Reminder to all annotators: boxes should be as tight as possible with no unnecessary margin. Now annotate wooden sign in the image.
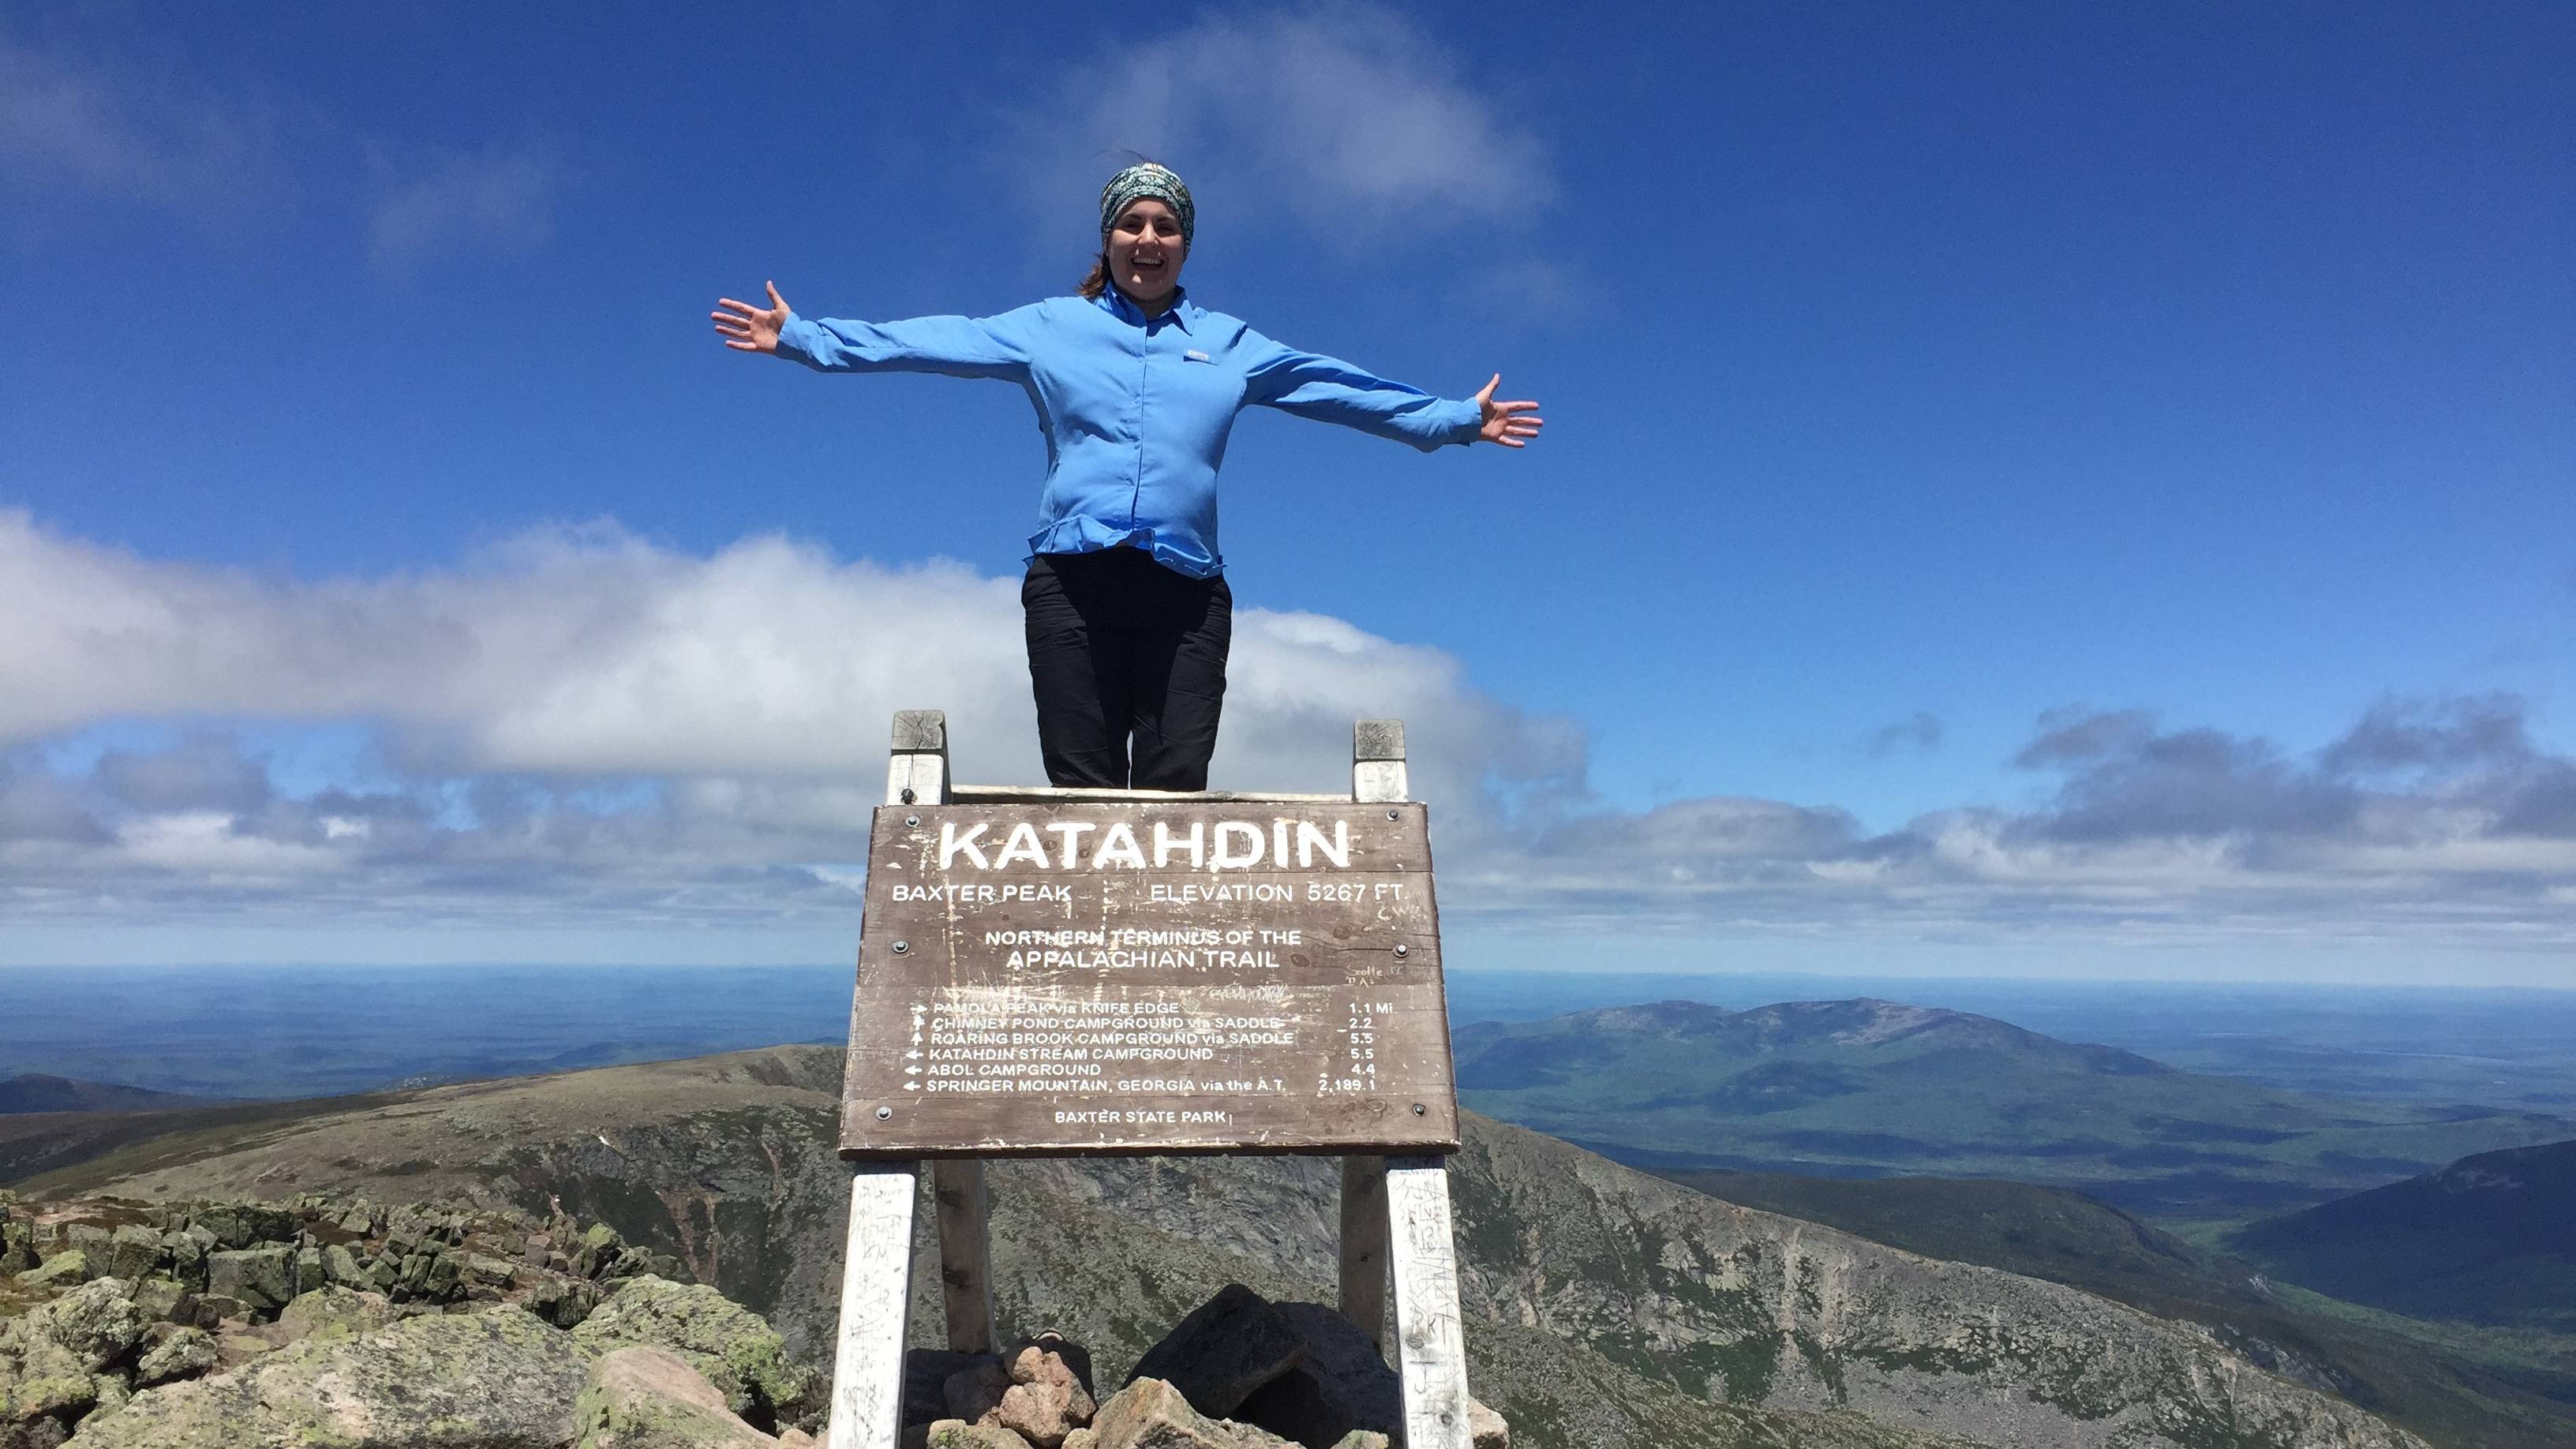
[840,799,1459,1157]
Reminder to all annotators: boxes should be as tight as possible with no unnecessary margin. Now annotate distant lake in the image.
[4,964,2572,1112]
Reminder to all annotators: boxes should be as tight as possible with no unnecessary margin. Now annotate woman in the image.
[713,161,1542,791]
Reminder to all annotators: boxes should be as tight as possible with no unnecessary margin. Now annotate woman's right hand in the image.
[711,282,792,353]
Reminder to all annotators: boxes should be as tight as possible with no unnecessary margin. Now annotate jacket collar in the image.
[1099,284,1196,332]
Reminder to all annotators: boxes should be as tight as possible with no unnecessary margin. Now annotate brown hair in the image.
[1077,248,1110,300]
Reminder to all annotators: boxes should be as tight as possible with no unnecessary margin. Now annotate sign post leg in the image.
[931,1159,997,1352]
[1384,1155,1474,1449]
[829,1162,919,1449]
[1337,1155,1391,1346]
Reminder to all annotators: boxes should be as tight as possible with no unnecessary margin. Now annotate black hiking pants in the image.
[1022,549,1231,791]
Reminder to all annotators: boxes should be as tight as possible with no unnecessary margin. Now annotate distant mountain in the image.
[2229,1138,2576,1332]
[1451,999,2574,1220]
[6,1046,2436,1449]
[0,1072,204,1114]
[1653,1169,2576,1449]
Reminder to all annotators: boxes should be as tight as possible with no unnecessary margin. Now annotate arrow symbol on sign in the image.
[904,1050,922,1060]
[903,1081,920,1091]
[904,1065,921,1076]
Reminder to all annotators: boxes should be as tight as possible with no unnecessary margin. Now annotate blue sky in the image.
[2,2,2570,983]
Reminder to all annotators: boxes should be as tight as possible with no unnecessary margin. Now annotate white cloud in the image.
[366,140,561,275]
[1,511,2570,967]
[1007,5,1555,245]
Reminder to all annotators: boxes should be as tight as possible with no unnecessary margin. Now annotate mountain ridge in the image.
[1451,998,2573,1219]
[6,1043,2435,1449]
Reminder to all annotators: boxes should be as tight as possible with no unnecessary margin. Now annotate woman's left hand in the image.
[1473,375,1544,448]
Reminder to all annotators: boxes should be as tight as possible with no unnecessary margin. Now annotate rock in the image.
[4,1418,71,1449]
[1124,1286,1304,1420]
[572,1345,781,1448]
[21,1279,144,1374]
[924,1422,1024,1449]
[577,1222,627,1277]
[463,1252,519,1290]
[15,1252,87,1290]
[185,1204,286,1252]
[572,1276,822,1432]
[526,1273,605,1329]
[320,1243,368,1287]
[1,1344,96,1422]
[1224,1304,1507,1449]
[202,1247,293,1312]
[942,1360,1012,1423]
[61,1228,108,1273]
[275,1284,395,1342]
[1088,1378,1297,1449]
[294,1245,324,1294]
[994,1341,1097,1448]
[159,1235,204,1292]
[125,1278,189,1327]
[68,1305,590,1449]
[99,1228,159,1284]
[775,1432,815,1449]
[1326,1437,1387,1449]
[133,1327,217,1387]
[86,1374,129,1421]
[902,1350,990,1427]
[1061,1432,1095,1449]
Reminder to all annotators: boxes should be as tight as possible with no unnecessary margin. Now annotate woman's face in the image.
[1106,199,1187,307]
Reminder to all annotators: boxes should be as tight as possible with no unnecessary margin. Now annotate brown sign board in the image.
[839,800,1459,1159]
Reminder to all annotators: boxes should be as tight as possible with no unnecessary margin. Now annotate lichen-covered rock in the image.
[2,1344,97,1424]
[133,1326,216,1387]
[573,1277,820,1431]
[21,1279,143,1374]
[275,1284,395,1342]
[96,1230,158,1286]
[66,1305,589,1448]
[201,1248,292,1312]
[572,1345,779,1448]
[1124,1286,1304,1420]
[14,1252,86,1290]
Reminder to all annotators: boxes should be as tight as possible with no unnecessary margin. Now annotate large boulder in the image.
[1124,1286,1305,1420]
[202,1248,294,1312]
[275,1284,395,1342]
[15,1252,87,1290]
[132,1327,217,1387]
[572,1346,779,1449]
[66,1305,589,1448]
[18,1280,143,1375]
[573,1278,819,1432]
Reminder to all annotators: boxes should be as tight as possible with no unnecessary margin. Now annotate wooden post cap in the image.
[1354,719,1406,763]
[891,710,948,753]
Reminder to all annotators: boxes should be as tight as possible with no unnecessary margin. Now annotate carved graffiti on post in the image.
[841,801,1459,1157]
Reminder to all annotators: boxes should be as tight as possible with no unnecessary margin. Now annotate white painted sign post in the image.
[823,711,1475,1449]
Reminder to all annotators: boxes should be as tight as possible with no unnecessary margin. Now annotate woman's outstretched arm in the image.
[711,282,1042,382]
[1243,332,1543,451]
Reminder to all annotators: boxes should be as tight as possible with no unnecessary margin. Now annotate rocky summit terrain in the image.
[6,1046,2436,1449]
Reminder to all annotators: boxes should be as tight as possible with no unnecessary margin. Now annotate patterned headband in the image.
[1099,163,1194,247]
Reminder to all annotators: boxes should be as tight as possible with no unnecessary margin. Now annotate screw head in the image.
[1394,943,1410,957]
[1387,809,1399,820]
[891,939,911,955]
[875,1105,892,1121]
[900,787,917,805]
[904,814,920,827]
[1412,1102,1427,1115]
